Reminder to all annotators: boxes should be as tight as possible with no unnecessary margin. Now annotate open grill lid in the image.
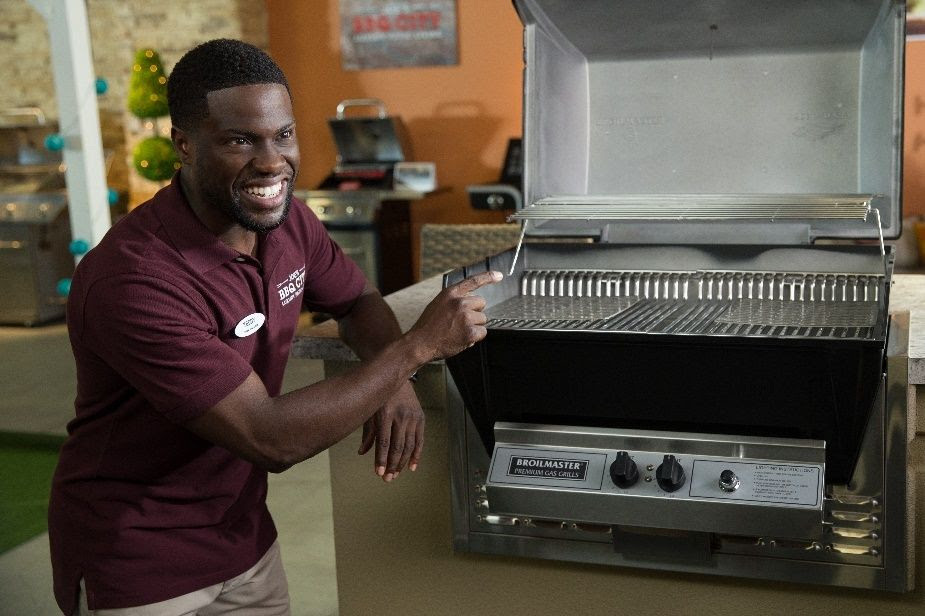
[512,0,905,243]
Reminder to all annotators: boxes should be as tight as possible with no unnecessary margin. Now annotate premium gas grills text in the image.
[508,456,588,480]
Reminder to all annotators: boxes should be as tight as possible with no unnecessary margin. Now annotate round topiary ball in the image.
[132,136,180,182]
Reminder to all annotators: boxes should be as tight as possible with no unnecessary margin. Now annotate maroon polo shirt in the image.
[49,175,366,613]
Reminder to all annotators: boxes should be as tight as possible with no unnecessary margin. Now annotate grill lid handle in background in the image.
[335,98,388,120]
[0,107,46,127]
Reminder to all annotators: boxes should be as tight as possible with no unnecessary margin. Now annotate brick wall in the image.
[0,0,268,209]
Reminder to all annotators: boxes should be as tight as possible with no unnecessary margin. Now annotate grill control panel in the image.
[485,437,827,538]
[489,446,822,507]
[484,425,827,538]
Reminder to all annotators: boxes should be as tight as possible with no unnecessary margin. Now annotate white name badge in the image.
[234,312,266,338]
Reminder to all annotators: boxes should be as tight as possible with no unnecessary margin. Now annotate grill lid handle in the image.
[336,98,388,120]
[0,107,46,126]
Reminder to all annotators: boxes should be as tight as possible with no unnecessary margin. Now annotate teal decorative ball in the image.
[69,239,89,256]
[56,278,72,296]
[44,133,64,151]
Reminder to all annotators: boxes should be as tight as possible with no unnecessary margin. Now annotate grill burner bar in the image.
[486,270,883,339]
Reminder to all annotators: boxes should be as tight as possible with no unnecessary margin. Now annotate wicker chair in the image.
[419,223,521,279]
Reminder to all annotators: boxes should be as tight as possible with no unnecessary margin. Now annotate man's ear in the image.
[171,126,192,164]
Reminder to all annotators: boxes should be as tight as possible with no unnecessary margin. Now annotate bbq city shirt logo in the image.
[277,265,306,307]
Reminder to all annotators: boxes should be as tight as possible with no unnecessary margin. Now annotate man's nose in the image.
[252,141,287,173]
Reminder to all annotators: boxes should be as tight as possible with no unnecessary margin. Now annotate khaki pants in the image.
[75,541,290,616]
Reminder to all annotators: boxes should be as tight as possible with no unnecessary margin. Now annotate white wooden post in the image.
[27,0,111,260]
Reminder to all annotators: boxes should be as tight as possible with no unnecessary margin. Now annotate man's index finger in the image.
[455,270,503,294]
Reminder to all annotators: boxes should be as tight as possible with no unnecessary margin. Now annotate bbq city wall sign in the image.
[340,0,458,69]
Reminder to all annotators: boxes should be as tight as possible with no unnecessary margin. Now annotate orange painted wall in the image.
[266,0,523,277]
[905,40,925,217]
[268,3,925,261]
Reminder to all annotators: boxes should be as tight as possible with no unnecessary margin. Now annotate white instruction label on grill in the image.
[689,460,822,507]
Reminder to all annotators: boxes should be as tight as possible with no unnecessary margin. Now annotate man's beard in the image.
[191,153,298,233]
[225,180,295,233]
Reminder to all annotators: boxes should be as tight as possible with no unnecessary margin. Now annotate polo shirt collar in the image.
[154,174,283,274]
[257,227,284,277]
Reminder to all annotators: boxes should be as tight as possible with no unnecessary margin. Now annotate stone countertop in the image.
[292,273,925,383]
[295,188,430,201]
[291,276,442,362]
[886,274,925,382]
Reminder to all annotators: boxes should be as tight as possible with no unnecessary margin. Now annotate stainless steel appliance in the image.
[0,108,72,326]
[443,0,913,592]
[295,190,380,288]
[467,138,523,211]
[303,99,416,293]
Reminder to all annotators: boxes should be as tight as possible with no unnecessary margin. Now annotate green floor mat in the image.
[0,431,65,554]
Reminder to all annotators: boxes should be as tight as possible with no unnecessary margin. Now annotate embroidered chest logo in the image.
[276,265,306,306]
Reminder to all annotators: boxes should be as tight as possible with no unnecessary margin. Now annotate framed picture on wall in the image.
[340,0,458,70]
[909,0,925,37]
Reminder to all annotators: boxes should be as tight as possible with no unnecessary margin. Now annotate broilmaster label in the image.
[508,456,589,480]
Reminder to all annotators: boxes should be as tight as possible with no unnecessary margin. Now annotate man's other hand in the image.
[358,381,424,481]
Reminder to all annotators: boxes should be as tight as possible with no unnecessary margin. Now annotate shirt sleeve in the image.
[297,205,368,317]
[74,273,254,424]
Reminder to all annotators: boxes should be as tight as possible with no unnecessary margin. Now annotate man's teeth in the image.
[243,182,283,198]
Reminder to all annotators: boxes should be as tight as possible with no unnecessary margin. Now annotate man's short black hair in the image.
[167,38,290,131]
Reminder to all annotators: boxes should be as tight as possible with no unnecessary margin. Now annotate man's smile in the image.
[238,178,290,212]
[242,181,284,199]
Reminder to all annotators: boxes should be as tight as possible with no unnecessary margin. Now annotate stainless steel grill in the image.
[0,107,72,325]
[445,0,913,593]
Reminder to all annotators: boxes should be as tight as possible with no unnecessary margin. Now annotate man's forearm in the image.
[337,286,407,361]
[209,289,421,473]
[186,272,500,473]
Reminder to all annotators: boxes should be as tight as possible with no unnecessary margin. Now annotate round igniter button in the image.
[719,469,740,492]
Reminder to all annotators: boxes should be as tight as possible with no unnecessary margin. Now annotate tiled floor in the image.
[0,322,339,615]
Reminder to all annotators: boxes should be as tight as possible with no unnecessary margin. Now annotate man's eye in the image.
[231,137,249,146]
[279,130,293,140]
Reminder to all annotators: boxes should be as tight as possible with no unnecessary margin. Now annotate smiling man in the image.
[48,39,500,615]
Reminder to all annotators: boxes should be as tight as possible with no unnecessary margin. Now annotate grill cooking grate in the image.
[486,270,884,339]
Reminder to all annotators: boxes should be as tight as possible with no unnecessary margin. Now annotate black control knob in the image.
[655,454,686,493]
[609,451,639,488]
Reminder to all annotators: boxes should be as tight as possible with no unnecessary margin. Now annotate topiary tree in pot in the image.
[127,48,179,183]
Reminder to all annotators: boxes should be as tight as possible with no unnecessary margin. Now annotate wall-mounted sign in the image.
[910,0,925,38]
[340,0,458,70]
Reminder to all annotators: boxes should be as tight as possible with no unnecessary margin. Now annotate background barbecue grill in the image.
[299,99,417,294]
[0,107,72,326]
